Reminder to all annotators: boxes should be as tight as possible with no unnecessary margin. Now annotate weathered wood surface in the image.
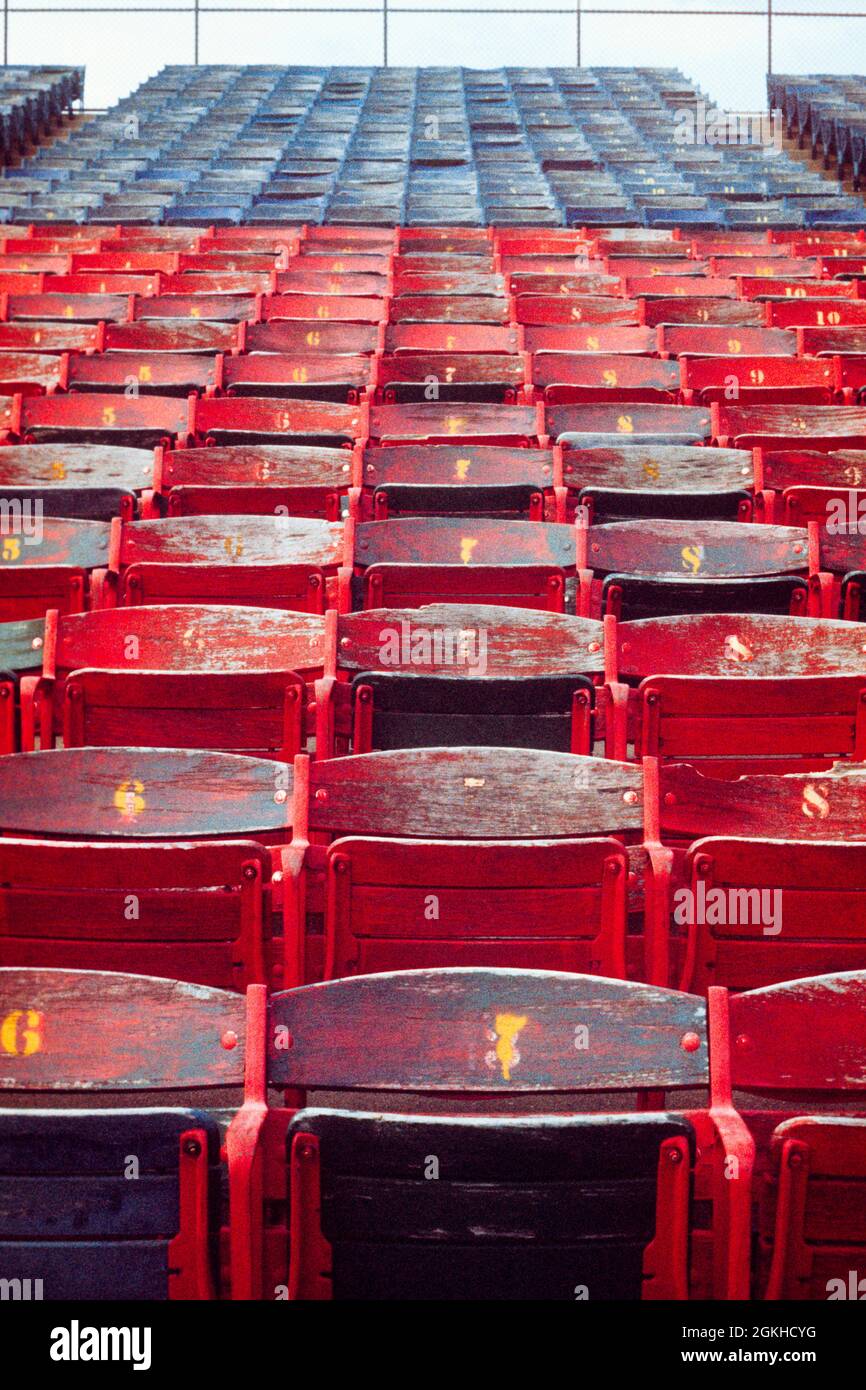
[308,747,643,838]
[370,403,539,442]
[0,517,109,568]
[0,444,154,491]
[55,605,325,675]
[730,972,866,1092]
[562,446,752,494]
[760,449,866,490]
[617,614,866,677]
[162,444,352,490]
[269,967,707,1091]
[0,967,246,1090]
[550,403,711,441]
[0,616,47,672]
[0,747,292,838]
[659,761,866,840]
[355,517,574,568]
[118,516,344,568]
[338,605,604,676]
[587,519,808,576]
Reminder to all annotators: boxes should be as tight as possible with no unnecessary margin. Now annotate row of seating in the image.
[0,66,82,169]
[3,64,860,228]
[1,961,863,1300]
[1,182,864,1300]
[0,742,864,992]
[770,73,866,192]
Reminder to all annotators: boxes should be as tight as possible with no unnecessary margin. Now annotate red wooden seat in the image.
[551,403,711,447]
[19,393,187,449]
[358,444,557,520]
[606,611,866,774]
[0,516,108,619]
[104,319,241,354]
[383,323,520,354]
[515,295,638,326]
[0,321,101,353]
[6,293,127,322]
[134,294,256,323]
[96,515,346,613]
[0,352,64,394]
[66,352,217,396]
[245,321,379,355]
[354,516,575,611]
[368,402,542,446]
[560,445,754,524]
[712,403,866,451]
[639,297,765,328]
[261,293,386,324]
[375,352,528,403]
[657,324,796,358]
[681,356,834,405]
[153,444,351,520]
[534,353,679,403]
[525,324,655,354]
[191,395,365,447]
[220,352,370,402]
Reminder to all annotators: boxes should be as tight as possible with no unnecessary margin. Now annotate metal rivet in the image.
[242,864,258,880]
[274,789,287,804]
[221,1030,238,1050]
[183,1137,202,1157]
[680,1031,701,1053]
[315,788,328,802]
[623,790,638,804]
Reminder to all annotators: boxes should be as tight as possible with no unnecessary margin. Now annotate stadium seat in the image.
[316,604,603,756]
[0,515,108,619]
[190,395,365,447]
[0,967,237,1297]
[0,839,274,986]
[606,611,866,774]
[95,515,346,612]
[561,445,754,524]
[354,516,575,611]
[575,517,811,620]
[227,966,753,1299]
[0,745,293,842]
[736,972,866,1299]
[680,357,835,405]
[153,444,352,521]
[358,444,558,520]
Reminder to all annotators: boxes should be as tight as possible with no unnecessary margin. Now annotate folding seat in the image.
[551,402,710,447]
[625,276,736,300]
[0,745,293,843]
[375,352,528,404]
[98,512,346,613]
[576,517,810,620]
[514,295,638,327]
[525,324,654,354]
[0,441,152,502]
[153,444,352,521]
[393,269,504,297]
[5,292,127,322]
[0,352,62,394]
[753,447,866,524]
[275,269,389,297]
[0,967,242,1297]
[316,603,603,757]
[509,272,621,298]
[657,324,796,358]
[104,319,242,354]
[190,395,365,448]
[796,325,866,356]
[157,271,274,296]
[244,319,379,356]
[18,393,188,449]
[369,402,542,446]
[712,403,866,451]
[712,257,818,280]
[766,298,866,329]
[736,276,855,302]
[639,297,765,328]
[813,524,866,620]
[607,610,866,775]
[0,516,108,619]
[728,973,866,1298]
[389,294,509,326]
[25,592,319,752]
[289,254,392,277]
[680,356,834,405]
[135,293,257,323]
[562,445,754,524]
[383,323,521,354]
[287,746,644,981]
[534,353,679,404]
[66,352,217,397]
[220,352,370,402]
[358,444,558,520]
[354,516,574,611]
[0,321,101,352]
[49,271,161,296]
[261,293,386,325]
[229,965,752,1300]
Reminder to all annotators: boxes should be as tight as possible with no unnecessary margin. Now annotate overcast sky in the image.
[4,0,861,114]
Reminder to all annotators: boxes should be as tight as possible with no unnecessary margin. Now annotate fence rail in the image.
[4,0,866,79]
